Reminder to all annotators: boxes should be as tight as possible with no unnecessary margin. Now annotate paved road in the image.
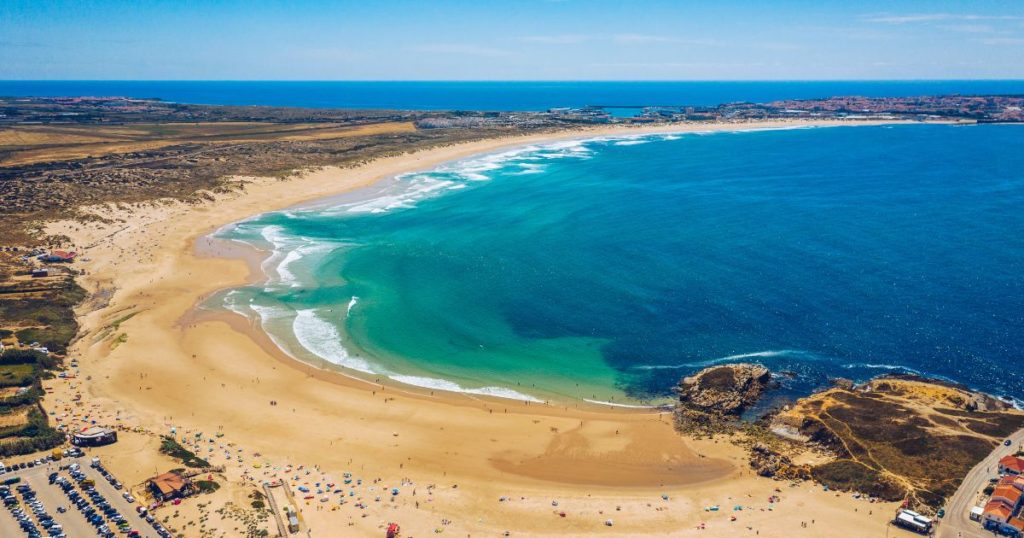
[938,428,1024,538]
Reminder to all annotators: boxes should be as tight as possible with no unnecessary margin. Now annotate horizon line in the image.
[4,78,1024,83]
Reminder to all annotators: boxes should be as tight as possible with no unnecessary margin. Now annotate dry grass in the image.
[0,121,417,166]
[0,387,24,398]
[774,378,1024,507]
[0,408,30,428]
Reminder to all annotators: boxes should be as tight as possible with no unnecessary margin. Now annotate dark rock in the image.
[749,443,811,480]
[676,363,772,416]
[831,377,855,390]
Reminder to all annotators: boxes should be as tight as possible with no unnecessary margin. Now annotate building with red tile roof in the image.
[1000,455,1024,475]
[984,500,1013,524]
[1008,475,1024,491]
[992,484,1023,508]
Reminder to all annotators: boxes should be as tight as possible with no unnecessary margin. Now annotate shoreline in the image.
[196,118,912,408]
[44,119,911,536]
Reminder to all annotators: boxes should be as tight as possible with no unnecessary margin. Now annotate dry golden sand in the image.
[44,120,918,537]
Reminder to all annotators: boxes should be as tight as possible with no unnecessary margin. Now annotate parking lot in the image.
[1,456,160,538]
[1,462,85,538]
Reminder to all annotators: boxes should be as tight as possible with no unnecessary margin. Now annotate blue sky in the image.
[1,0,1023,80]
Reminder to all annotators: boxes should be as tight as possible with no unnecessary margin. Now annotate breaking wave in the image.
[292,309,376,374]
[631,349,823,370]
[389,375,544,403]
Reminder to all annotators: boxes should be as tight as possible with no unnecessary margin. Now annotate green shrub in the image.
[196,480,220,494]
[160,436,211,468]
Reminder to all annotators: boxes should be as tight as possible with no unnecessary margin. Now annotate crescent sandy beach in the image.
[33,120,910,537]
[5,4,1024,538]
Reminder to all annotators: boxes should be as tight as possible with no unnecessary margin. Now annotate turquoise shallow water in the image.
[212,124,1024,404]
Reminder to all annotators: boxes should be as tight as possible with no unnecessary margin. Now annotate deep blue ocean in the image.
[3,80,1024,110]
[213,124,1024,405]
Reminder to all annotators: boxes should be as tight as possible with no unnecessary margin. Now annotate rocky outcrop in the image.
[673,363,775,434]
[749,443,811,480]
[676,363,773,416]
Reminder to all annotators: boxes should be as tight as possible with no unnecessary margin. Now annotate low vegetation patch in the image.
[0,349,65,456]
[195,480,220,494]
[160,435,211,468]
[811,459,906,500]
[774,377,1024,509]
[1,277,86,354]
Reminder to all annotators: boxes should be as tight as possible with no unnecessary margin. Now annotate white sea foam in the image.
[292,309,376,374]
[276,248,303,285]
[258,225,290,278]
[221,290,250,318]
[840,363,967,388]
[342,176,457,214]
[612,139,649,146]
[583,398,667,409]
[843,363,916,372]
[307,139,599,216]
[254,224,344,287]
[511,163,546,175]
[388,374,543,402]
[632,349,817,370]
[249,303,298,354]
[346,296,359,317]
[1002,396,1024,411]
[280,242,340,286]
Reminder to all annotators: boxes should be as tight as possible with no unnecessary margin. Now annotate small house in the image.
[984,500,1013,524]
[148,471,193,501]
[72,427,118,447]
[1000,455,1024,475]
[39,250,76,263]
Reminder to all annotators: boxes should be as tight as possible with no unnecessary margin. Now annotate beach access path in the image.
[938,428,1024,538]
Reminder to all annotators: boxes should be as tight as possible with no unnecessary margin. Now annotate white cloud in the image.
[519,34,590,44]
[937,24,996,34]
[863,13,1024,24]
[411,44,515,57]
[612,34,724,47]
[980,37,1024,45]
[757,41,801,51]
[613,34,681,44]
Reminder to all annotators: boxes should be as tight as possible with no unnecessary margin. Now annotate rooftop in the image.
[75,426,114,439]
[1001,455,1024,473]
[985,500,1013,521]
[149,471,190,496]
